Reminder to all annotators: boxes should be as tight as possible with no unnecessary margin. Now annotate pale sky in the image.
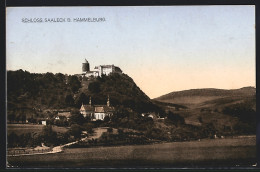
[6,6,255,99]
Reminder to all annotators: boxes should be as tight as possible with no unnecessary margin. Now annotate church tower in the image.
[107,95,110,107]
[89,96,92,106]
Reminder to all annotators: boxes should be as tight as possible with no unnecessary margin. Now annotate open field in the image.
[8,135,256,168]
[158,96,224,108]
[7,124,68,136]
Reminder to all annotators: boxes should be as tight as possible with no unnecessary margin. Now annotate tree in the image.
[69,112,85,126]
[69,124,82,139]
[42,125,58,146]
[65,94,74,106]
[55,73,65,82]
[43,72,56,84]
[104,116,110,123]
[68,76,81,93]
[75,93,88,107]
[201,123,216,138]
[83,123,94,134]
[8,132,19,147]
[88,81,101,93]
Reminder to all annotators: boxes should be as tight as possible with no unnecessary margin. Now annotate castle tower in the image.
[107,95,110,107]
[82,59,90,73]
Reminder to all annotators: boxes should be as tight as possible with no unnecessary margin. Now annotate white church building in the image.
[80,96,115,121]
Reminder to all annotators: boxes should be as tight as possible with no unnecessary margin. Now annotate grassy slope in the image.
[7,124,68,136]
[153,87,256,131]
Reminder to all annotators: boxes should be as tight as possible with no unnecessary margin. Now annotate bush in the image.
[42,125,58,146]
[165,111,185,126]
[69,124,82,139]
[69,112,85,126]
[107,127,113,133]
[7,132,19,147]
[83,123,94,134]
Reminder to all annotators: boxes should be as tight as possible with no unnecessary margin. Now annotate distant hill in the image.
[154,87,256,135]
[154,87,255,108]
[155,87,255,99]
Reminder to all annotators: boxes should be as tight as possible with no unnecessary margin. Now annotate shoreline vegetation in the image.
[7,123,256,154]
[7,135,256,168]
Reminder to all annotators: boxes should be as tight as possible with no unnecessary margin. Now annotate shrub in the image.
[69,124,82,139]
[107,127,113,133]
[83,123,94,134]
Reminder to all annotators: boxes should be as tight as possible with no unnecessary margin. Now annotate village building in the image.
[55,111,71,121]
[82,59,122,78]
[41,120,47,125]
[80,96,114,121]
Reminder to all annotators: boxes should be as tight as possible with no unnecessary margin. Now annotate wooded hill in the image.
[7,70,163,119]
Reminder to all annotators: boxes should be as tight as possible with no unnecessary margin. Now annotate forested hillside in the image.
[7,70,163,120]
[76,73,161,113]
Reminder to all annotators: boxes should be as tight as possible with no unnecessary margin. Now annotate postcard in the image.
[6,6,256,168]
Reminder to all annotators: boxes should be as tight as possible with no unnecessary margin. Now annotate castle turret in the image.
[82,59,90,73]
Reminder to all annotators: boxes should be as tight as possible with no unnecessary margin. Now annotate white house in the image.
[80,96,114,121]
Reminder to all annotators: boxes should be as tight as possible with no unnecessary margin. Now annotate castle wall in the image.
[82,60,122,78]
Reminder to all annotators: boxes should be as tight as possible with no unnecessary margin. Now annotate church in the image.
[80,96,115,121]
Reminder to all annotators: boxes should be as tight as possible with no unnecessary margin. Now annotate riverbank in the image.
[7,128,108,157]
[7,135,256,168]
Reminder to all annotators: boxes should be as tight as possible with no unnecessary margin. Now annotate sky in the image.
[6,6,255,99]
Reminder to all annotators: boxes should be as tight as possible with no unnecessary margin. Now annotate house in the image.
[141,112,157,119]
[148,114,154,119]
[80,96,114,121]
[55,111,71,121]
[41,121,47,125]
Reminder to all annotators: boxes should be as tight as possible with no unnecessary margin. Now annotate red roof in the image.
[95,106,105,113]
[58,112,71,118]
[81,104,114,113]
[81,105,95,111]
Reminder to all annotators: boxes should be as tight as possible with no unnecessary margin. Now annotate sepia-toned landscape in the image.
[6,6,256,168]
[7,67,256,168]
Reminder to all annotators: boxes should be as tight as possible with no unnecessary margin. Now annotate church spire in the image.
[107,95,110,107]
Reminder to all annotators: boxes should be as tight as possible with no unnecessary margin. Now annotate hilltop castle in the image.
[82,59,122,78]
